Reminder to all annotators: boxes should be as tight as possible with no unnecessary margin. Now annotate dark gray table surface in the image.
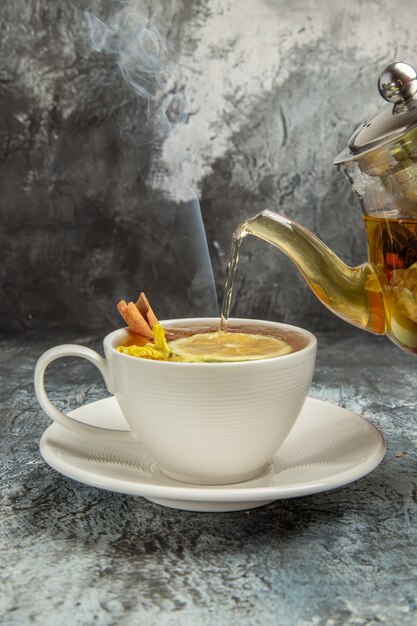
[1,328,416,626]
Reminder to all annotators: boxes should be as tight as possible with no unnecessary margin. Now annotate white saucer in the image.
[39,397,385,512]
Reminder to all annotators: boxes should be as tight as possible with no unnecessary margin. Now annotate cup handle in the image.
[34,344,137,442]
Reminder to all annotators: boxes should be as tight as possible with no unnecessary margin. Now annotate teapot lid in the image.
[334,62,417,165]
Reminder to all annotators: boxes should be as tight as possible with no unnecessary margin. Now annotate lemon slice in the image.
[168,331,292,362]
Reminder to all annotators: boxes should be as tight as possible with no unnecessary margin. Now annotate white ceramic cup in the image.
[34,318,317,485]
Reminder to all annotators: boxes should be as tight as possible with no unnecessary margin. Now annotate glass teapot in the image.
[234,62,417,355]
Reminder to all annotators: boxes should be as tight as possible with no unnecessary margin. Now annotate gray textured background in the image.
[4,0,417,337]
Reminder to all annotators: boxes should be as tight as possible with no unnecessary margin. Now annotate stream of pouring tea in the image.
[220,222,249,331]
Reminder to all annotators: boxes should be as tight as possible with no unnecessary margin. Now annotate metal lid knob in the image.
[378,62,417,105]
[334,61,417,165]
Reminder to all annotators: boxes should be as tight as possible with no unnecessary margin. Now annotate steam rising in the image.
[84,5,218,316]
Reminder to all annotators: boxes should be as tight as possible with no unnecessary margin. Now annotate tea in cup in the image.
[34,317,316,485]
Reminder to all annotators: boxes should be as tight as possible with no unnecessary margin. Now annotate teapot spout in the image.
[242,210,386,334]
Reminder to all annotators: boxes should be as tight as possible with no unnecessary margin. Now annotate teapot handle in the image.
[34,344,137,442]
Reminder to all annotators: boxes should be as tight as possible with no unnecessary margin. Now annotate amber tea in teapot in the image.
[364,213,417,348]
